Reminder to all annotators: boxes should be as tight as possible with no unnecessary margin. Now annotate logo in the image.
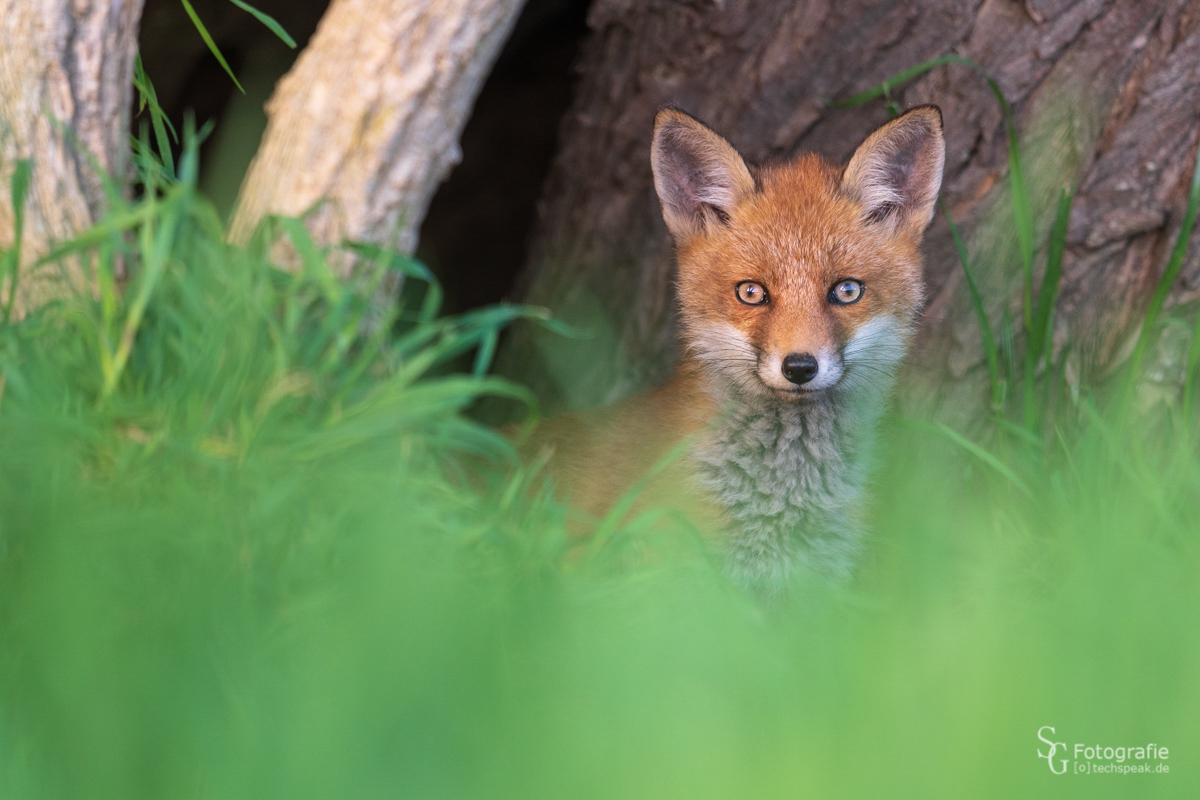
[1038,726,1069,774]
[1036,726,1170,776]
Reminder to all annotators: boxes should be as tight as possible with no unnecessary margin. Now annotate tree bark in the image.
[0,0,145,313]
[499,0,1200,419]
[228,0,528,267]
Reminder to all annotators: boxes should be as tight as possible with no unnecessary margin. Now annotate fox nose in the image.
[781,353,819,385]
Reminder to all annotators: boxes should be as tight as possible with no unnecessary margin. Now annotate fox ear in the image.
[841,105,945,237]
[651,109,755,242]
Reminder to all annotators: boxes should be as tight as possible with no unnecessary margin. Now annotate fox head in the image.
[651,106,944,403]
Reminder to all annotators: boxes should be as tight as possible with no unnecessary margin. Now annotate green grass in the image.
[1,69,1199,799]
[175,0,296,94]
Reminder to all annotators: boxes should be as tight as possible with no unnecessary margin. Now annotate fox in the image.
[525,105,945,586]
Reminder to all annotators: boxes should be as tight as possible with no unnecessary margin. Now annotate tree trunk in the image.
[499,0,1200,419]
[228,0,528,268]
[0,0,145,313]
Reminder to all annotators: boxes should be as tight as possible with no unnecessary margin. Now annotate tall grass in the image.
[0,63,1198,800]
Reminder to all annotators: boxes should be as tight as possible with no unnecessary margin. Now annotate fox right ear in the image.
[841,105,945,237]
[651,109,755,242]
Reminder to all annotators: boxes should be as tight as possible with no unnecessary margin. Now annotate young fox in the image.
[529,106,945,584]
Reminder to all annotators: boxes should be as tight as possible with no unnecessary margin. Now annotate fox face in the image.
[651,107,944,403]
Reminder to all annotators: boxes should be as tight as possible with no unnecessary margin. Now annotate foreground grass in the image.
[0,138,1198,799]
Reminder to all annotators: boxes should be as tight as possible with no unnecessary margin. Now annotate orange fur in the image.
[523,364,720,527]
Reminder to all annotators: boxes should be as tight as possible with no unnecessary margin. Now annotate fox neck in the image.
[687,349,901,585]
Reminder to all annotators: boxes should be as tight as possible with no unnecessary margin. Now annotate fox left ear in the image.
[841,105,945,237]
[651,108,756,243]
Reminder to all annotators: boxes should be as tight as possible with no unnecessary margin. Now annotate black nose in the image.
[781,353,819,385]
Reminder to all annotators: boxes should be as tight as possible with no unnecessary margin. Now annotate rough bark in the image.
[228,0,528,266]
[0,0,146,312]
[499,0,1200,419]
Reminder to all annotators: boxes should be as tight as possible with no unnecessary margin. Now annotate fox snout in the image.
[763,348,843,394]
[689,313,908,402]
[781,353,818,385]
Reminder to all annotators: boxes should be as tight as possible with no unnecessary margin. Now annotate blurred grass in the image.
[0,66,1198,799]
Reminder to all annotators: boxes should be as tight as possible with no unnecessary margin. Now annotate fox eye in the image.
[829,279,864,305]
[735,281,768,306]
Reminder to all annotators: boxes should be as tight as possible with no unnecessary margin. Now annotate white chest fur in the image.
[689,317,906,585]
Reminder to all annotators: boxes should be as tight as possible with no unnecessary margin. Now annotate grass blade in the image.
[1127,138,1200,416]
[1023,184,1071,430]
[943,201,1003,413]
[473,328,499,378]
[2,160,32,325]
[830,54,977,109]
[179,0,245,94]
[1029,185,1072,371]
[909,420,1033,498]
[987,81,1036,428]
[1142,142,1200,352]
[583,434,700,561]
[343,241,444,322]
[229,0,297,48]
[33,205,157,268]
[1171,143,1200,417]
[100,120,203,398]
[133,54,177,177]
